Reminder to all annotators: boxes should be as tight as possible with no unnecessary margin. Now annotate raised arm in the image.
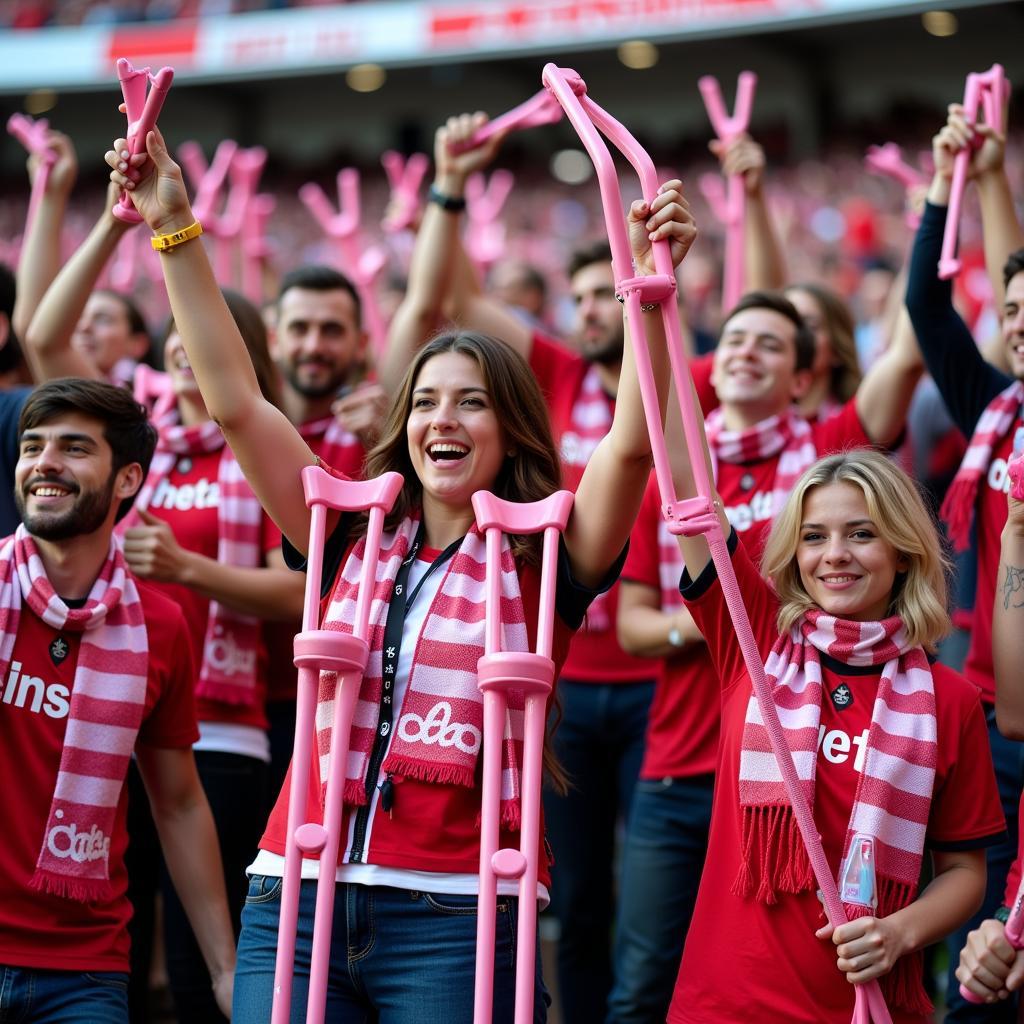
[13,130,78,346]
[567,182,698,586]
[379,112,512,394]
[994,475,1024,739]
[107,129,317,551]
[711,132,787,292]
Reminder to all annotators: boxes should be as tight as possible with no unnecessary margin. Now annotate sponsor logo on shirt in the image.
[46,810,110,864]
[148,476,220,512]
[818,724,869,772]
[724,491,773,532]
[203,627,256,679]
[830,684,853,710]
[397,701,482,755]
[560,432,601,468]
[1,660,70,719]
[987,457,1015,496]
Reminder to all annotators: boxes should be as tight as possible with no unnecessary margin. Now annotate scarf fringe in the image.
[939,476,974,552]
[732,805,814,904]
[28,868,111,905]
[343,779,368,808]
[382,756,475,790]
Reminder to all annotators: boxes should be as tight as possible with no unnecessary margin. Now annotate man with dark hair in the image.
[0,378,236,1022]
[488,258,550,330]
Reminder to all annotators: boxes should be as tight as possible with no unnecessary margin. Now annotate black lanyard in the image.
[365,524,461,812]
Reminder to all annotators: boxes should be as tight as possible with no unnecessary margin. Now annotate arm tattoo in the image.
[1002,563,1024,610]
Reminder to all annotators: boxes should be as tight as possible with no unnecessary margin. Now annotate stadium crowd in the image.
[0,57,1023,1024]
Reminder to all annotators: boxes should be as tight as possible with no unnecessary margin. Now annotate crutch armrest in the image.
[615,273,676,307]
[477,652,554,695]
[663,497,722,537]
[301,465,404,513]
[294,630,369,673]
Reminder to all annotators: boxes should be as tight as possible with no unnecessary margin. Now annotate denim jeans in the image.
[606,773,714,1024]
[542,678,655,1024]
[944,709,1024,1022]
[234,877,548,1023]
[0,965,129,1023]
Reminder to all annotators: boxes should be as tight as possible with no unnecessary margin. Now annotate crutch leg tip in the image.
[938,258,962,279]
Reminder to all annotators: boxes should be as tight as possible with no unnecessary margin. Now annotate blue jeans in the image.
[0,965,129,1022]
[233,877,548,1023]
[542,678,655,1024]
[944,709,1024,1021]
[606,774,714,1024]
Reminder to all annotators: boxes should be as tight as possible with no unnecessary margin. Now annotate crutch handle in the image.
[960,876,1024,1003]
[451,89,565,154]
[471,488,573,534]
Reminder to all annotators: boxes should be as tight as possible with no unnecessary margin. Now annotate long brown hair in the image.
[364,331,562,565]
[788,283,862,404]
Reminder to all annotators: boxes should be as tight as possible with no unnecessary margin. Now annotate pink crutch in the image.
[535,63,891,1023]
[465,169,515,274]
[938,64,1009,280]
[381,151,429,233]
[471,488,573,1024]
[112,58,174,224]
[698,72,757,312]
[7,112,56,237]
[179,138,238,225]
[864,143,927,229]
[272,465,403,1024]
[242,193,276,305]
[300,169,389,355]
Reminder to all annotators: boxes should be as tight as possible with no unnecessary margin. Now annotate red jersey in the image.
[528,331,715,683]
[142,446,282,729]
[622,478,718,779]
[962,427,1017,704]
[0,583,197,971]
[669,540,1004,1024]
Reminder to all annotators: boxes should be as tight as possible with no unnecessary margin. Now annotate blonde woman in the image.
[667,449,1003,1024]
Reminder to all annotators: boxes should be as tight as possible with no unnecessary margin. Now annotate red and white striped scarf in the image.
[297,415,365,480]
[705,407,818,520]
[0,527,148,902]
[131,413,263,707]
[941,380,1024,551]
[736,610,937,1013]
[560,364,613,471]
[318,515,529,828]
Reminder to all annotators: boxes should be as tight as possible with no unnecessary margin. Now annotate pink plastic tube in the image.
[242,193,275,305]
[537,62,891,1023]
[179,138,238,225]
[112,58,174,224]
[960,875,1024,1003]
[864,143,927,228]
[698,72,757,313]
[217,146,267,285]
[472,489,573,1024]
[465,169,515,273]
[271,466,403,1024]
[450,89,564,154]
[300,168,389,355]
[381,150,429,233]
[7,113,56,238]
[939,64,1009,280]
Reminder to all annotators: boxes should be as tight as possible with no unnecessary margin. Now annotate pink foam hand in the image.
[112,58,174,224]
[939,64,1008,280]
[381,150,429,233]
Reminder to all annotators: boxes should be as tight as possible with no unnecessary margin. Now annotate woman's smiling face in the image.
[406,350,507,513]
[796,481,907,621]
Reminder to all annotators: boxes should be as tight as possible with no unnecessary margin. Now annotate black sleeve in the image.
[905,202,1012,437]
[554,537,628,631]
[282,511,356,600]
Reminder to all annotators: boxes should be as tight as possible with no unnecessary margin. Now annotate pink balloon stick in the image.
[939,64,1010,280]
[381,151,429,233]
[7,112,56,236]
[698,72,757,312]
[112,58,174,224]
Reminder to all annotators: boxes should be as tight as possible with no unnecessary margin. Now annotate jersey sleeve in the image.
[813,395,871,455]
[528,330,583,400]
[927,678,1006,850]
[136,602,200,750]
[680,530,780,691]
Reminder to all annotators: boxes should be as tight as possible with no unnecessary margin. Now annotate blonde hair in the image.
[760,450,951,650]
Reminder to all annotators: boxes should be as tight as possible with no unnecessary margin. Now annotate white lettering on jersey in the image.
[1,660,71,719]
[817,724,869,773]
[149,476,220,512]
[560,432,601,468]
[725,490,773,532]
[987,457,1012,496]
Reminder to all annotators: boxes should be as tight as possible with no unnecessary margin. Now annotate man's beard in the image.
[284,362,345,400]
[579,327,625,368]
[15,477,115,541]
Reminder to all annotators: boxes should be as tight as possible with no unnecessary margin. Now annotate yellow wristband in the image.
[151,220,203,252]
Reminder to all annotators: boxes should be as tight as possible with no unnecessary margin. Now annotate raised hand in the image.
[105,126,193,235]
[433,112,508,196]
[626,179,697,277]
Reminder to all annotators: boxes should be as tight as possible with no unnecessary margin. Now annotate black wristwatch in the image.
[427,185,467,212]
